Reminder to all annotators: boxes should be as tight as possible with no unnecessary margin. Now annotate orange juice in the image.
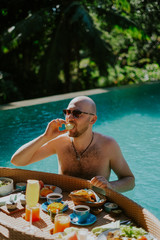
[25,204,40,222]
[54,214,70,233]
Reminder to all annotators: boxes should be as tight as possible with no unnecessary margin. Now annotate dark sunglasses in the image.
[63,109,94,119]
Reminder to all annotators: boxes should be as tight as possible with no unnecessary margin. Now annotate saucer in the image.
[70,213,96,226]
[41,201,68,213]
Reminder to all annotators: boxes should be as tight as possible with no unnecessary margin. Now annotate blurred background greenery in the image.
[0,0,160,104]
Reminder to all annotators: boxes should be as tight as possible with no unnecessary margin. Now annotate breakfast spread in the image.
[0,178,158,240]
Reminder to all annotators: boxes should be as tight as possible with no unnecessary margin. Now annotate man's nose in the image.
[66,112,74,120]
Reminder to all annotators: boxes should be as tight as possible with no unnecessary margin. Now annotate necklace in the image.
[72,132,94,161]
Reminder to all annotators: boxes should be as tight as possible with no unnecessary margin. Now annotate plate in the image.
[70,213,96,226]
[41,201,68,213]
[52,229,97,240]
[40,185,62,198]
[69,189,106,207]
[97,228,120,240]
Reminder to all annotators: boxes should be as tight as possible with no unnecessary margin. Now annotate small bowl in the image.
[111,209,122,217]
[47,193,63,204]
[104,202,118,213]
[0,177,13,196]
[6,201,17,210]
[16,182,26,191]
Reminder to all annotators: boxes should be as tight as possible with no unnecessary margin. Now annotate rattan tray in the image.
[0,167,160,240]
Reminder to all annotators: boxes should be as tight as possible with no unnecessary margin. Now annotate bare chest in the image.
[57,144,110,180]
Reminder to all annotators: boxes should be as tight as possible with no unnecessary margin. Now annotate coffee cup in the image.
[73,205,90,223]
[47,193,63,204]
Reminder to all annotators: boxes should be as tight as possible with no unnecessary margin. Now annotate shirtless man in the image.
[11,96,135,193]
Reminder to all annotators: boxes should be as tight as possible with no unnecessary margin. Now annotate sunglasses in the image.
[63,109,94,119]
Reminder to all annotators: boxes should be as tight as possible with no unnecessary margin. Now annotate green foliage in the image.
[106,63,160,86]
[0,72,21,104]
[0,0,160,104]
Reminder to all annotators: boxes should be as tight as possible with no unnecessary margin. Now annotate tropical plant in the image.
[0,0,160,104]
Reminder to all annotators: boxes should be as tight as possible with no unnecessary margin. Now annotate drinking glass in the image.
[24,179,40,234]
[54,214,70,233]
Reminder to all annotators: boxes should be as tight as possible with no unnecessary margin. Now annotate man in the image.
[11,96,135,192]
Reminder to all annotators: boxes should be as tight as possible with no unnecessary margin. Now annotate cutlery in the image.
[91,186,106,197]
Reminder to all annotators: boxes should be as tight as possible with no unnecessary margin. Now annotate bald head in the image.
[68,96,96,115]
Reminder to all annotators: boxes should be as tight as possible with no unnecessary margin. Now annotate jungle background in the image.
[0,0,160,104]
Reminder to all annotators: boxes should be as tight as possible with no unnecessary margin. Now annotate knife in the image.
[91,185,106,197]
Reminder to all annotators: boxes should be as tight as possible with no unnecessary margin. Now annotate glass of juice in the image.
[24,179,40,233]
[25,203,40,222]
[54,214,70,233]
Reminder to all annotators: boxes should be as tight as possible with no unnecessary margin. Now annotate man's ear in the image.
[90,115,97,125]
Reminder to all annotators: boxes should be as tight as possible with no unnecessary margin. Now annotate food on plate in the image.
[47,202,66,214]
[120,225,147,239]
[92,222,157,240]
[40,185,57,197]
[40,187,53,197]
[104,225,152,240]
[69,189,97,202]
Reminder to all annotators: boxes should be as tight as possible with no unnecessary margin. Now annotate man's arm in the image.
[11,119,67,166]
[91,138,135,193]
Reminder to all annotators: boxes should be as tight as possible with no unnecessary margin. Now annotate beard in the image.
[68,124,89,138]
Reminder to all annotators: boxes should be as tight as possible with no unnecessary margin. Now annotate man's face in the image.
[65,100,92,137]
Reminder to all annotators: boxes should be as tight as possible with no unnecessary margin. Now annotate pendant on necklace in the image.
[72,132,94,161]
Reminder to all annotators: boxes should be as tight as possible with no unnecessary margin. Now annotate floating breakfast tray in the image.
[0,167,160,240]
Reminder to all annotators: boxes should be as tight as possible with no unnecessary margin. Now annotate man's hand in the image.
[90,176,112,189]
[43,119,67,141]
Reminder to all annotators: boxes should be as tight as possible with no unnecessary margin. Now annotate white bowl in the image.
[0,177,13,196]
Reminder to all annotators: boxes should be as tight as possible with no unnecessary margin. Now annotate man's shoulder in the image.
[95,132,116,143]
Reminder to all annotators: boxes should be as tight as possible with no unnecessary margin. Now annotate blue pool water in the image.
[0,82,160,220]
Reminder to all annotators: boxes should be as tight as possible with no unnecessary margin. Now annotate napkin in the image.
[0,193,25,206]
[91,220,120,236]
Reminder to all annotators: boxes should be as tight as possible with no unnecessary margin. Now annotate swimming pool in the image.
[0,82,160,220]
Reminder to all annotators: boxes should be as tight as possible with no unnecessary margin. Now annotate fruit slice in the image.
[65,123,74,130]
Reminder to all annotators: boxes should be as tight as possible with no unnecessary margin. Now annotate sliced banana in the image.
[65,123,74,130]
